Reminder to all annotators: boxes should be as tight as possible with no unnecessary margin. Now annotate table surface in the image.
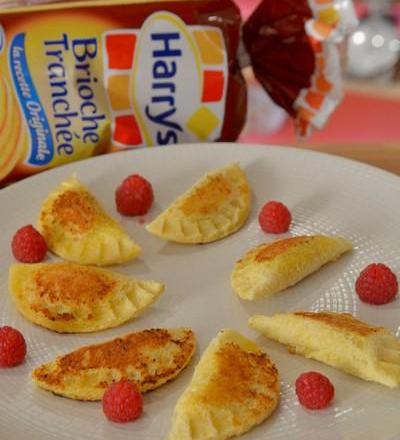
[243,76,400,176]
[297,144,400,176]
[308,80,400,174]
[321,82,400,177]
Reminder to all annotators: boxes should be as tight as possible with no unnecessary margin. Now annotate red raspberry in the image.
[0,326,27,367]
[11,225,47,263]
[115,174,154,216]
[355,263,398,305]
[102,380,143,423]
[258,200,292,234]
[295,371,334,410]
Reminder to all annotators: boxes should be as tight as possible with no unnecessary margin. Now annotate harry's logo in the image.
[103,11,228,149]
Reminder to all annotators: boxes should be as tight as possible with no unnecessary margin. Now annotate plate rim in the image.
[2,143,399,196]
[1,142,400,440]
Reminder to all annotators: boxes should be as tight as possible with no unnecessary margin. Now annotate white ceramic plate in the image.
[1,143,399,440]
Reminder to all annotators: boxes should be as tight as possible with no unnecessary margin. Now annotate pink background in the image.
[234,0,400,146]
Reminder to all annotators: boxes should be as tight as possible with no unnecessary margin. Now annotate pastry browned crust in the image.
[33,328,195,400]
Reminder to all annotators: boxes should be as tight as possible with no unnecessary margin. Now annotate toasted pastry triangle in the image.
[168,329,279,440]
[232,235,352,300]
[32,328,195,400]
[249,311,400,388]
[38,176,140,265]
[146,163,251,243]
[9,262,164,333]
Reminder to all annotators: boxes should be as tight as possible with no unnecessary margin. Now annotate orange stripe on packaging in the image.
[305,90,324,110]
[113,115,142,146]
[315,74,332,93]
[202,71,225,103]
[105,34,137,69]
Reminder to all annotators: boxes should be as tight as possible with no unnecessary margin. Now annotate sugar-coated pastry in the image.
[249,311,400,388]
[168,329,279,440]
[146,163,251,244]
[232,235,352,300]
[38,176,140,265]
[9,262,164,333]
[32,328,195,400]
